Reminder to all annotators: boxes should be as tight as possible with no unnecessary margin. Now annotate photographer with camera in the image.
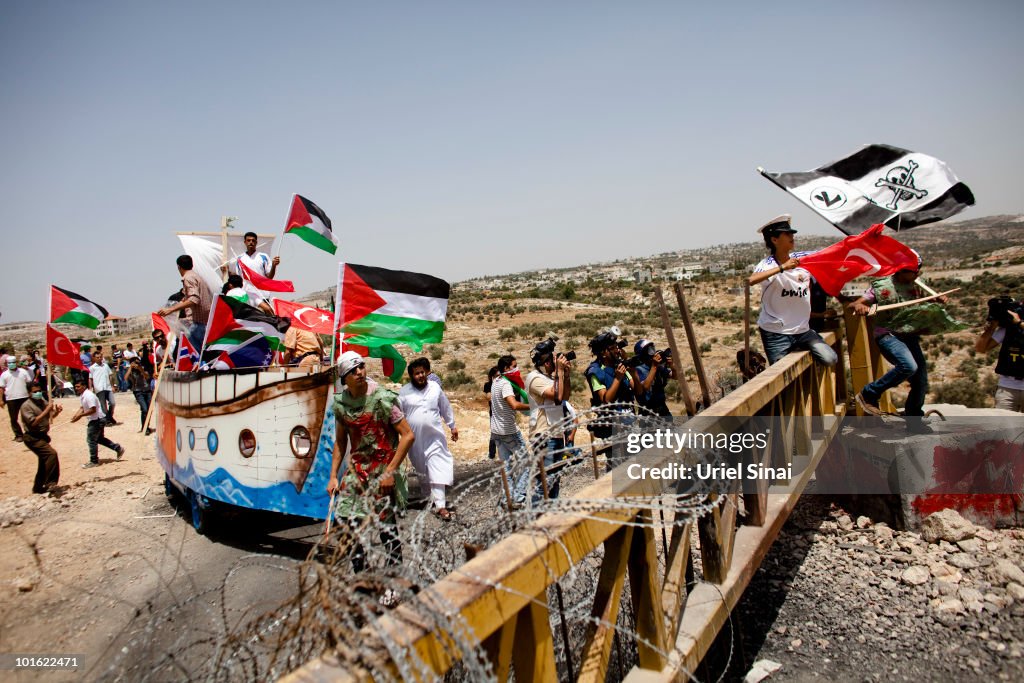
[526,338,573,500]
[632,339,674,417]
[975,296,1024,412]
[585,331,638,410]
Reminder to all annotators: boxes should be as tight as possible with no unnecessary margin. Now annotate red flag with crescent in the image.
[151,312,171,336]
[798,224,919,296]
[46,324,84,369]
[272,299,334,334]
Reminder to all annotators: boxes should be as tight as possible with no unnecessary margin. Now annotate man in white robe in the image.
[398,357,458,519]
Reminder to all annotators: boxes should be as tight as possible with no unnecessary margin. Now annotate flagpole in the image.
[272,193,295,261]
[330,262,345,365]
[142,333,176,437]
[46,286,53,406]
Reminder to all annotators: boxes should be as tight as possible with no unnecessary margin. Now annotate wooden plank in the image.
[654,286,696,415]
[660,521,691,644]
[481,614,518,682]
[696,485,739,585]
[578,526,634,683]
[743,439,769,527]
[511,595,558,682]
[629,516,669,670]
[673,283,712,409]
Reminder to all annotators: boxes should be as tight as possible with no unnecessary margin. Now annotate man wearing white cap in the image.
[748,215,837,368]
[327,351,414,581]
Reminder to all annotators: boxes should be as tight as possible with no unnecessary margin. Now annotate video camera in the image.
[987,296,1024,328]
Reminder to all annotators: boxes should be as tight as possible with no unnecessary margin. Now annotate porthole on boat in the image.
[207,429,219,455]
[239,429,256,458]
[290,426,312,458]
[176,430,182,452]
[188,429,196,450]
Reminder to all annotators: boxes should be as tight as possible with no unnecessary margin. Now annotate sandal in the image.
[433,507,453,521]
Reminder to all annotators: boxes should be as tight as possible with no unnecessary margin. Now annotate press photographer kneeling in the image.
[975,295,1024,413]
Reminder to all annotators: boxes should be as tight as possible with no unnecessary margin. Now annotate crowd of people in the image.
[4,215,1022,515]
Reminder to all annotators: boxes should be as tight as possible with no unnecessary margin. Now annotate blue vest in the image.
[585,361,635,407]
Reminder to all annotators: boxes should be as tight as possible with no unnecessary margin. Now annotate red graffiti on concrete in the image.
[911,440,1024,517]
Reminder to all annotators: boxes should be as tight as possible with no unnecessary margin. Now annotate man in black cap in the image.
[748,215,837,368]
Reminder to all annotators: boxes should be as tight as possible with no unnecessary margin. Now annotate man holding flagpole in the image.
[748,215,838,368]
[849,252,941,433]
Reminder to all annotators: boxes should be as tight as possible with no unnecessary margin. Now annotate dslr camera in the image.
[987,296,1024,328]
[532,338,576,363]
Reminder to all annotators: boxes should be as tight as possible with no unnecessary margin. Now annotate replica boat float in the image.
[154,365,337,532]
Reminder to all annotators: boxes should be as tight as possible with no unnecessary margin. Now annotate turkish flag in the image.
[272,299,335,334]
[799,224,919,296]
[151,312,171,336]
[46,324,84,370]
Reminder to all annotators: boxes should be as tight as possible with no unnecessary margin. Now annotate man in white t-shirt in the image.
[231,231,280,305]
[71,379,124,467]
[0,356,32,441]
[490,355,531,507]
[89,355,119,425]
[748,215,837,367]
[975,300,1024,412]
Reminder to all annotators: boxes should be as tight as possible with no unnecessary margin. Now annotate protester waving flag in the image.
[798,224,920,296]
[50,286,108,329]
[284,194,338,255]
[760,144,975,235]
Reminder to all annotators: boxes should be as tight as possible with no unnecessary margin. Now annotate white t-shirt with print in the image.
[755,251,815,335]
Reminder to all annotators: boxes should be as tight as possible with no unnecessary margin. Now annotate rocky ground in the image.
[727,498,1024,682]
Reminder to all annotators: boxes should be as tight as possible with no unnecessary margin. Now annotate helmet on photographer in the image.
[589,331,617,356]
[633,339,655,359]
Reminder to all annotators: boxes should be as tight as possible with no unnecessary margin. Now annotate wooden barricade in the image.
[282,333,846,683]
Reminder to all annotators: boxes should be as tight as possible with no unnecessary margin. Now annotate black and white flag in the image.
[760,144,975,235]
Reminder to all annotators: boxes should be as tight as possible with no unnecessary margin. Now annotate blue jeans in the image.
[492,431,530,504]
[861,333,927,416]
[96,389,115,422]
[760,328,838,367]
[133,390,152,429]
[530,437,567,503]
[86,420,121,462]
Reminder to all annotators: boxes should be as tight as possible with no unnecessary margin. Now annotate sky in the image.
[1,0,1022,323]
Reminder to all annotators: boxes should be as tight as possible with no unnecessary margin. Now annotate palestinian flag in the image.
[502,369,529,402]
[339,264,450,352]
[200,295,291,370]
[50,286,108,329]
[285,194,337,255]
[342,341,408,382]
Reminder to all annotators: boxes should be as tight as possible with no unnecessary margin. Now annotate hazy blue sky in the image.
[2,1,1021,323]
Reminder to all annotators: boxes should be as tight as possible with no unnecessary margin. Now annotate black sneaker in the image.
[905,419,933,435]
[82,461,100,469]
[14,435,23,443]
[115,446,125,460]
